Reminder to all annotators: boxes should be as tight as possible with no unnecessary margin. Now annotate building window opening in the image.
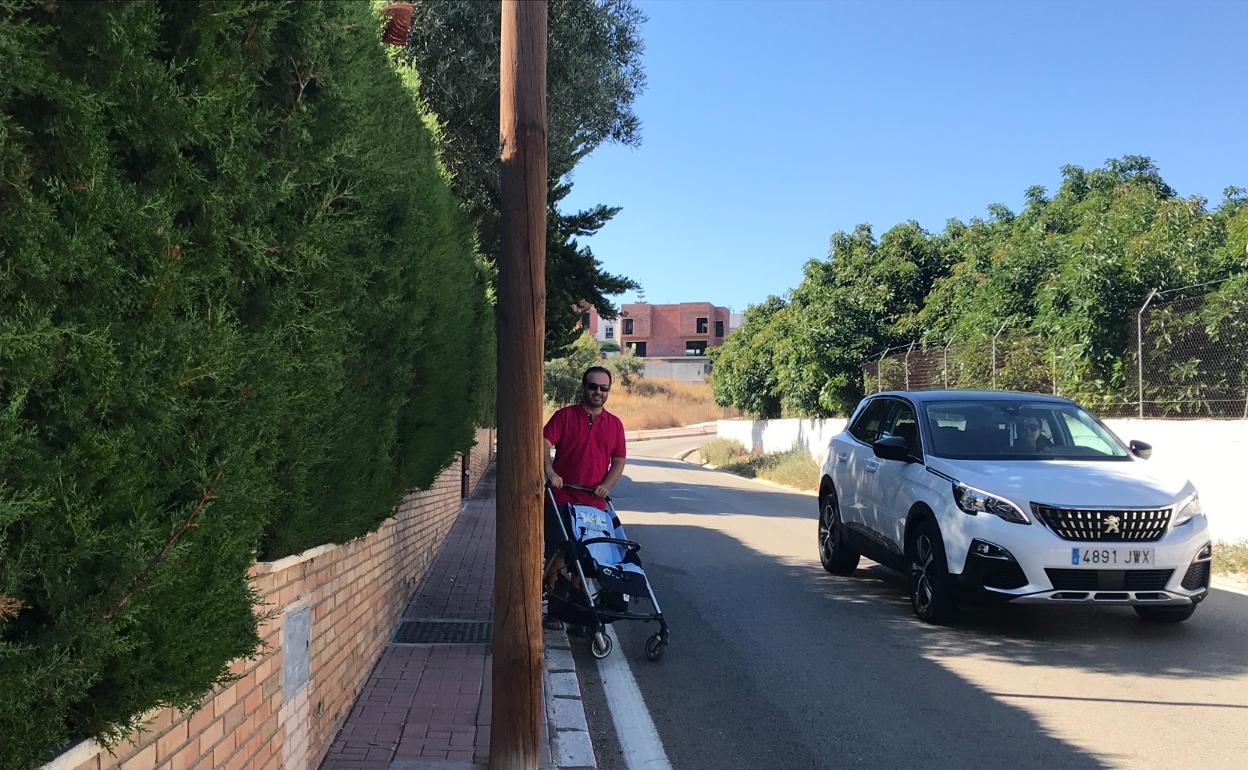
[623,318,634,335]
[605,325,614,339]
[696,317,708,334]
[715,320,724,337]
[686,340,708,356]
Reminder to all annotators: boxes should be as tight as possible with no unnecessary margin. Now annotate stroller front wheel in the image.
[644,634,666,662]
[590,631,613,659]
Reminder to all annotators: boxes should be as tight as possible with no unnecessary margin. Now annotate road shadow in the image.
[820,561,1248,681]
[608,459,816,520]
[609,521,1114,769]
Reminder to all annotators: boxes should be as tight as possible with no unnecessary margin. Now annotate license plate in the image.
[1071,547,1155,566]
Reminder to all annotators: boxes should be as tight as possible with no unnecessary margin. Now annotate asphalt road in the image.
[572,436,1248,770]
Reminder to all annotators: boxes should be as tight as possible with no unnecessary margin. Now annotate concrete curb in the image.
[624,425,717,442]
[544,628,597,769]
[1212,580,1248,596]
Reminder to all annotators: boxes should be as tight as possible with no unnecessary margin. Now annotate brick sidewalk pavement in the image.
[319,465,556,770]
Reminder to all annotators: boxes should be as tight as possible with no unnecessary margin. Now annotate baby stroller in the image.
[544,483,670,661]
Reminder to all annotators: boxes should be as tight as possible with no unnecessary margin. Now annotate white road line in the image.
[596,626,673,770]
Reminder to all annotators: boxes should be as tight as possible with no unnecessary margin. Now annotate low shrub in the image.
[751,449,820,490]
[700,439,749,466]
[1214,540,1248,575]
[699,442,819,491]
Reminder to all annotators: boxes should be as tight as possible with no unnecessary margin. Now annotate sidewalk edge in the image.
[544,629,597,769]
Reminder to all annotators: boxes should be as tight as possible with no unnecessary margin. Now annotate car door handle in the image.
[865,460,880,473]
[837,452,849,463]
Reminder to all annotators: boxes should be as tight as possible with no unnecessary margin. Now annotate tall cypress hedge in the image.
[0,1,491,766]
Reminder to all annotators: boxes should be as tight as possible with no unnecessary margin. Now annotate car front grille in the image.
[1045,569,1173,591]
[1181,561,1211,590]
[1031,504,1171,542]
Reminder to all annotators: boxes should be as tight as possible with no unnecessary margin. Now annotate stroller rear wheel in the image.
[590,631,613,659]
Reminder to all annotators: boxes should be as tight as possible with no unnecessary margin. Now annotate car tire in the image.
[818,493,860,575]
[1134,605,1197,623]
[909,519,957,624]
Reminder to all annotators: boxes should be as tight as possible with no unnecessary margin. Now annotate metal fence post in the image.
[877,348,888,392]
[991,320,1009,390]
[1136,288,1158,418]
[1050,339,1057,395]
[943,339,954,388]
[904,342,915,390]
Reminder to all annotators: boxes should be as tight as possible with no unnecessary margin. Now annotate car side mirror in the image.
[1129,440,1152,460]
[873,435,916,463]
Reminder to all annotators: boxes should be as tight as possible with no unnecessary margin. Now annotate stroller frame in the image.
[544,483,670,661]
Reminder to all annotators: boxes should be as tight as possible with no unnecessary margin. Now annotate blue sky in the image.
[562,0,1248,313]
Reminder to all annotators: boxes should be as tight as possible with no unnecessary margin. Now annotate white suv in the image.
[818,390,1212,624]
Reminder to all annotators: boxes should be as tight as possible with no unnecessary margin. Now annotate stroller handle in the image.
[580,536,640,554]
[550,481,612,502]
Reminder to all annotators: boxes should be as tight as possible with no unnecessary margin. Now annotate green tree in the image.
[402,0,645,355]
[543,332,602,406]
[715,156,1247,418]
[605,346,644,388]
[710,297,787,418]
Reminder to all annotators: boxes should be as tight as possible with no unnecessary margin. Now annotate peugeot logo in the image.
[1104,515,1122,534]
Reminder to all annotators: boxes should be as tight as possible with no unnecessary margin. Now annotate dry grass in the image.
[700,438,746,466]
[604,377,733,430]
[1214,540,1248,576]
[698,440,820,491]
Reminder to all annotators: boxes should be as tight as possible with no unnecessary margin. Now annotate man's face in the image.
[582,372,610,408]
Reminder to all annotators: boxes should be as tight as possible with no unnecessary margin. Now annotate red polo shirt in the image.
[543,404,626,510]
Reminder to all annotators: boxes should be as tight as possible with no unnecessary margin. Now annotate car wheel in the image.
[1134,605,1196,623]
[909,519,957,624]
[818,493,860,575]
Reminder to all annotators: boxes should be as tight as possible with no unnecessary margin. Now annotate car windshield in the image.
[922,399,1129,461]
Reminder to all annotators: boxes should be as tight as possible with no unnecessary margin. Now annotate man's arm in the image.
[544,439,562,488]
[594,457,626,498]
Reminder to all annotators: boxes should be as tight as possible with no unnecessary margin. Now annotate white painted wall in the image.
[715,418,848,468]
[716,417,1248,542]
[643,357,712,383]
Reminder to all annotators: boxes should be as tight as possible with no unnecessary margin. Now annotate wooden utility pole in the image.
[492,2,546,769]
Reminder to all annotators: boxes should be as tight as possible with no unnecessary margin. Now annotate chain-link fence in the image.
[861,287,1248,418]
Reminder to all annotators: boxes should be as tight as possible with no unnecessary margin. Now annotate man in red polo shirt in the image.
[542,366,627,631]
[544,365,627,508]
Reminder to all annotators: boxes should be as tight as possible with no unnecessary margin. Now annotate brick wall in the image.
[619,302,730,357]
[48,435,495,770]
[467,427,495,496]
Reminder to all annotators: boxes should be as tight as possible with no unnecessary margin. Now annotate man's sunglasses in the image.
[584,382,610,393]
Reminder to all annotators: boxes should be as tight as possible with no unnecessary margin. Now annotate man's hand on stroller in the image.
[593,483,611,498]
[549,473,564,489]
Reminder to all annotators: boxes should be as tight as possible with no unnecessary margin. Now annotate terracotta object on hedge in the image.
[381,2,414,46]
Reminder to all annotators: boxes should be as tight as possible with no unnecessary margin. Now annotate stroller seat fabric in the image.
[566,504,650,600]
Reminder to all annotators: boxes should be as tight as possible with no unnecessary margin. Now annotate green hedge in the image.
[0,1,490,767]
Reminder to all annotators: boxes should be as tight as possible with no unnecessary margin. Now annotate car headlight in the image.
[1173,494,1202,526]
[952,482,1030,525]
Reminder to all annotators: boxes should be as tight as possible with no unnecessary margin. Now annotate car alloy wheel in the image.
[818,494,859,575]
[819,502,838,561]
[909,520,956,623]
[913,534,937,612]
